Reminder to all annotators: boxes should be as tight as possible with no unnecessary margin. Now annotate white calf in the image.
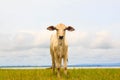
[47,23,75,77]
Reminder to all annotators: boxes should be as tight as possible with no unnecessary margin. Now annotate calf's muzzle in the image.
[59,36,64,40]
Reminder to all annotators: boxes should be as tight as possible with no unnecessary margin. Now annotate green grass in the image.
[0,68,120,80]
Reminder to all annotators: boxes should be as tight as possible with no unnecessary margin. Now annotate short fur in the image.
[47,23,75,77]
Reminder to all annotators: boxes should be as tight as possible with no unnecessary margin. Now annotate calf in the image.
[47,23,75,77]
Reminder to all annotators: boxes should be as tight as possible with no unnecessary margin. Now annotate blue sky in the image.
[0,0,120,66]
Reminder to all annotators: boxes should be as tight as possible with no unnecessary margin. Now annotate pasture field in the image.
[0,68,120,80]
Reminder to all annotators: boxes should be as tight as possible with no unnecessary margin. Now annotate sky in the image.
[0,0,120,66]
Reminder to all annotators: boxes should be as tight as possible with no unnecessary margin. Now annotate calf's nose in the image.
[59,36,64,39]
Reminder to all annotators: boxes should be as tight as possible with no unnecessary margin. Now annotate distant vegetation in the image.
[0,68,120,80]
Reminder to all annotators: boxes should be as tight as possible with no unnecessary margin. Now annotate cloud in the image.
[0,30,51,51]
[112,41,120,49]
[0,34,14,50]
[67,31,88,47]
[90,31,113,49]
[0,30,120,52]
[0,30,120,66]
[69,47,120,65]
[68,30,119,49]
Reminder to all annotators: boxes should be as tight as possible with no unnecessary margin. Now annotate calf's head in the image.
[47,24,75,40]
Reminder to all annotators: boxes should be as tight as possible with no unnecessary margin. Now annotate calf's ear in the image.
[66,26,75,31]
[47,26,56,31]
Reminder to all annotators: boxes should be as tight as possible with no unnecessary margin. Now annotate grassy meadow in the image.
[0,68,120,80]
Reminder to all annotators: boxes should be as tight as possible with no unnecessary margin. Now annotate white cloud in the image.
[0,30,120,52]
[0,30,120,66]
[0,30,52,51]
[0,34,14,50]
[90,31,113,49]
[67,30,88,47]
[69,47,120,65]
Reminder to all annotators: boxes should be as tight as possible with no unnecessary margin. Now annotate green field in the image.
[0,68,120,80]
